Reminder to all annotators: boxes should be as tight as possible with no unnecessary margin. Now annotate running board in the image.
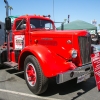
[3,61,18,69]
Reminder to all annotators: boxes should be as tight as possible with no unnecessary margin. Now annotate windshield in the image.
[30,18,54,30]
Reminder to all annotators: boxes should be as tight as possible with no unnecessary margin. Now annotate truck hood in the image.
[30,29,89,66]
[30,30,88,37]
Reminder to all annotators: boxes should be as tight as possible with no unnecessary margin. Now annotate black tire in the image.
[24,55,48,95]
[0,64,5,69]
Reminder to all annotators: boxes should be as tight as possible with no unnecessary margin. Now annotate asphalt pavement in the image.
[0,65,100,100]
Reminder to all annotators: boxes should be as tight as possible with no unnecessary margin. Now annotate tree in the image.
[5,6,13,15]
[9,6,13,15]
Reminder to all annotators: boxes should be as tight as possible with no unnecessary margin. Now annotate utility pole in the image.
[68,15,70,23]
[53,0,55,21]
[4,0,9,17]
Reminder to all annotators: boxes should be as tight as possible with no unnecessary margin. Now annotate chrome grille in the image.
[78,35,91,65]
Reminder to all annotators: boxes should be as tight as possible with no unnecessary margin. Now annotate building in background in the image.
[0,21,5,45]
[0,16,19,45]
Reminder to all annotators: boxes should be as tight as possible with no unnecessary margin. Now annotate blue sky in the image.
[0,0,100,28]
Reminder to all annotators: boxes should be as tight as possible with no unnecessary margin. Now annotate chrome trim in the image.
[56,63,93,84]
[78,36,91,64]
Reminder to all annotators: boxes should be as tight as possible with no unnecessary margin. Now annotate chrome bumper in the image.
[56,63,93,84]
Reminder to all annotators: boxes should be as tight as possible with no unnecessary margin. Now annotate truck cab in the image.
[0,14,93,95]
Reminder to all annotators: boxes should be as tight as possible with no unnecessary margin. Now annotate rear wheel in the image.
[24,55,48,95]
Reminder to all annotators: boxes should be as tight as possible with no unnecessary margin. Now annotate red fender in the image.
[18,44,77,77]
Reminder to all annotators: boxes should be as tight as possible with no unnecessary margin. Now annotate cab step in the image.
[3,61,18,69]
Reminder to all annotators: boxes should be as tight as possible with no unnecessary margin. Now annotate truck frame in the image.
[0,0,93,95]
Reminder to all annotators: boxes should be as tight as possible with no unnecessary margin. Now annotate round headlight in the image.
[71,49,77,58]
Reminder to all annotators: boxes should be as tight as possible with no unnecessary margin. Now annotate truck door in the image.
[13,18,27,62]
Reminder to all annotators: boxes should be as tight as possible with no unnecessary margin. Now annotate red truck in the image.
[0,0,93,95]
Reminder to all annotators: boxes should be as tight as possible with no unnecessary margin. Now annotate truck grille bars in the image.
[78,35,91,65]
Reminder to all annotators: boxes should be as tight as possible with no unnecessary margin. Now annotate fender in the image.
[18,44,77,77]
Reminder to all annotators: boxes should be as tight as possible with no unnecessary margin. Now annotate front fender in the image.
[19,44,77,77]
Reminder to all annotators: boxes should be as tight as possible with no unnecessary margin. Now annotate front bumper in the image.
[56,63,93,84]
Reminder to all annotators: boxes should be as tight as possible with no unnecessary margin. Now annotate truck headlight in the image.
[71,49,77,58]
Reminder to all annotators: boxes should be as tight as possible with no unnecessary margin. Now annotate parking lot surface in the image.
[0,66,100,100]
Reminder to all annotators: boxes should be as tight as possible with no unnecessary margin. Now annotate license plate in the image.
[77,74,91,83]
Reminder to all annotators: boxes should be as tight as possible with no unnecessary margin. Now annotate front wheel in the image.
[24,55,48,95]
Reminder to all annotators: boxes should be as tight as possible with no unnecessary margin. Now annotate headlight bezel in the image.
[71,49,77,58]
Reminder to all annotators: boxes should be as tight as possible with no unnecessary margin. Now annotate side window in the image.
[0,24,1,29]
[16,19,26,30]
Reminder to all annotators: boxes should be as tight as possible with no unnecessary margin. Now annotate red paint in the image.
[91,52,100,91]
[18,45,77,77]
[26,63,36,86]
[10,51,15,62]
[6,15,90,77]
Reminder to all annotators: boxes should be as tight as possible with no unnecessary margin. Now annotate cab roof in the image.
[17,15,52,21]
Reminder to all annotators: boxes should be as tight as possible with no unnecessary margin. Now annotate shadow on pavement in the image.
[40,77,96,99]
[15,72,24,80]
[0,65,10,70]
[4,67,96,99]
[6,68,24,80]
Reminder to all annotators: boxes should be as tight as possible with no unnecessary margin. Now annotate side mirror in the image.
[5,17,11,30]
[20,24,26,29]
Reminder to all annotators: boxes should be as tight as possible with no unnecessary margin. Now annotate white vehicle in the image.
[92,44,100,53]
